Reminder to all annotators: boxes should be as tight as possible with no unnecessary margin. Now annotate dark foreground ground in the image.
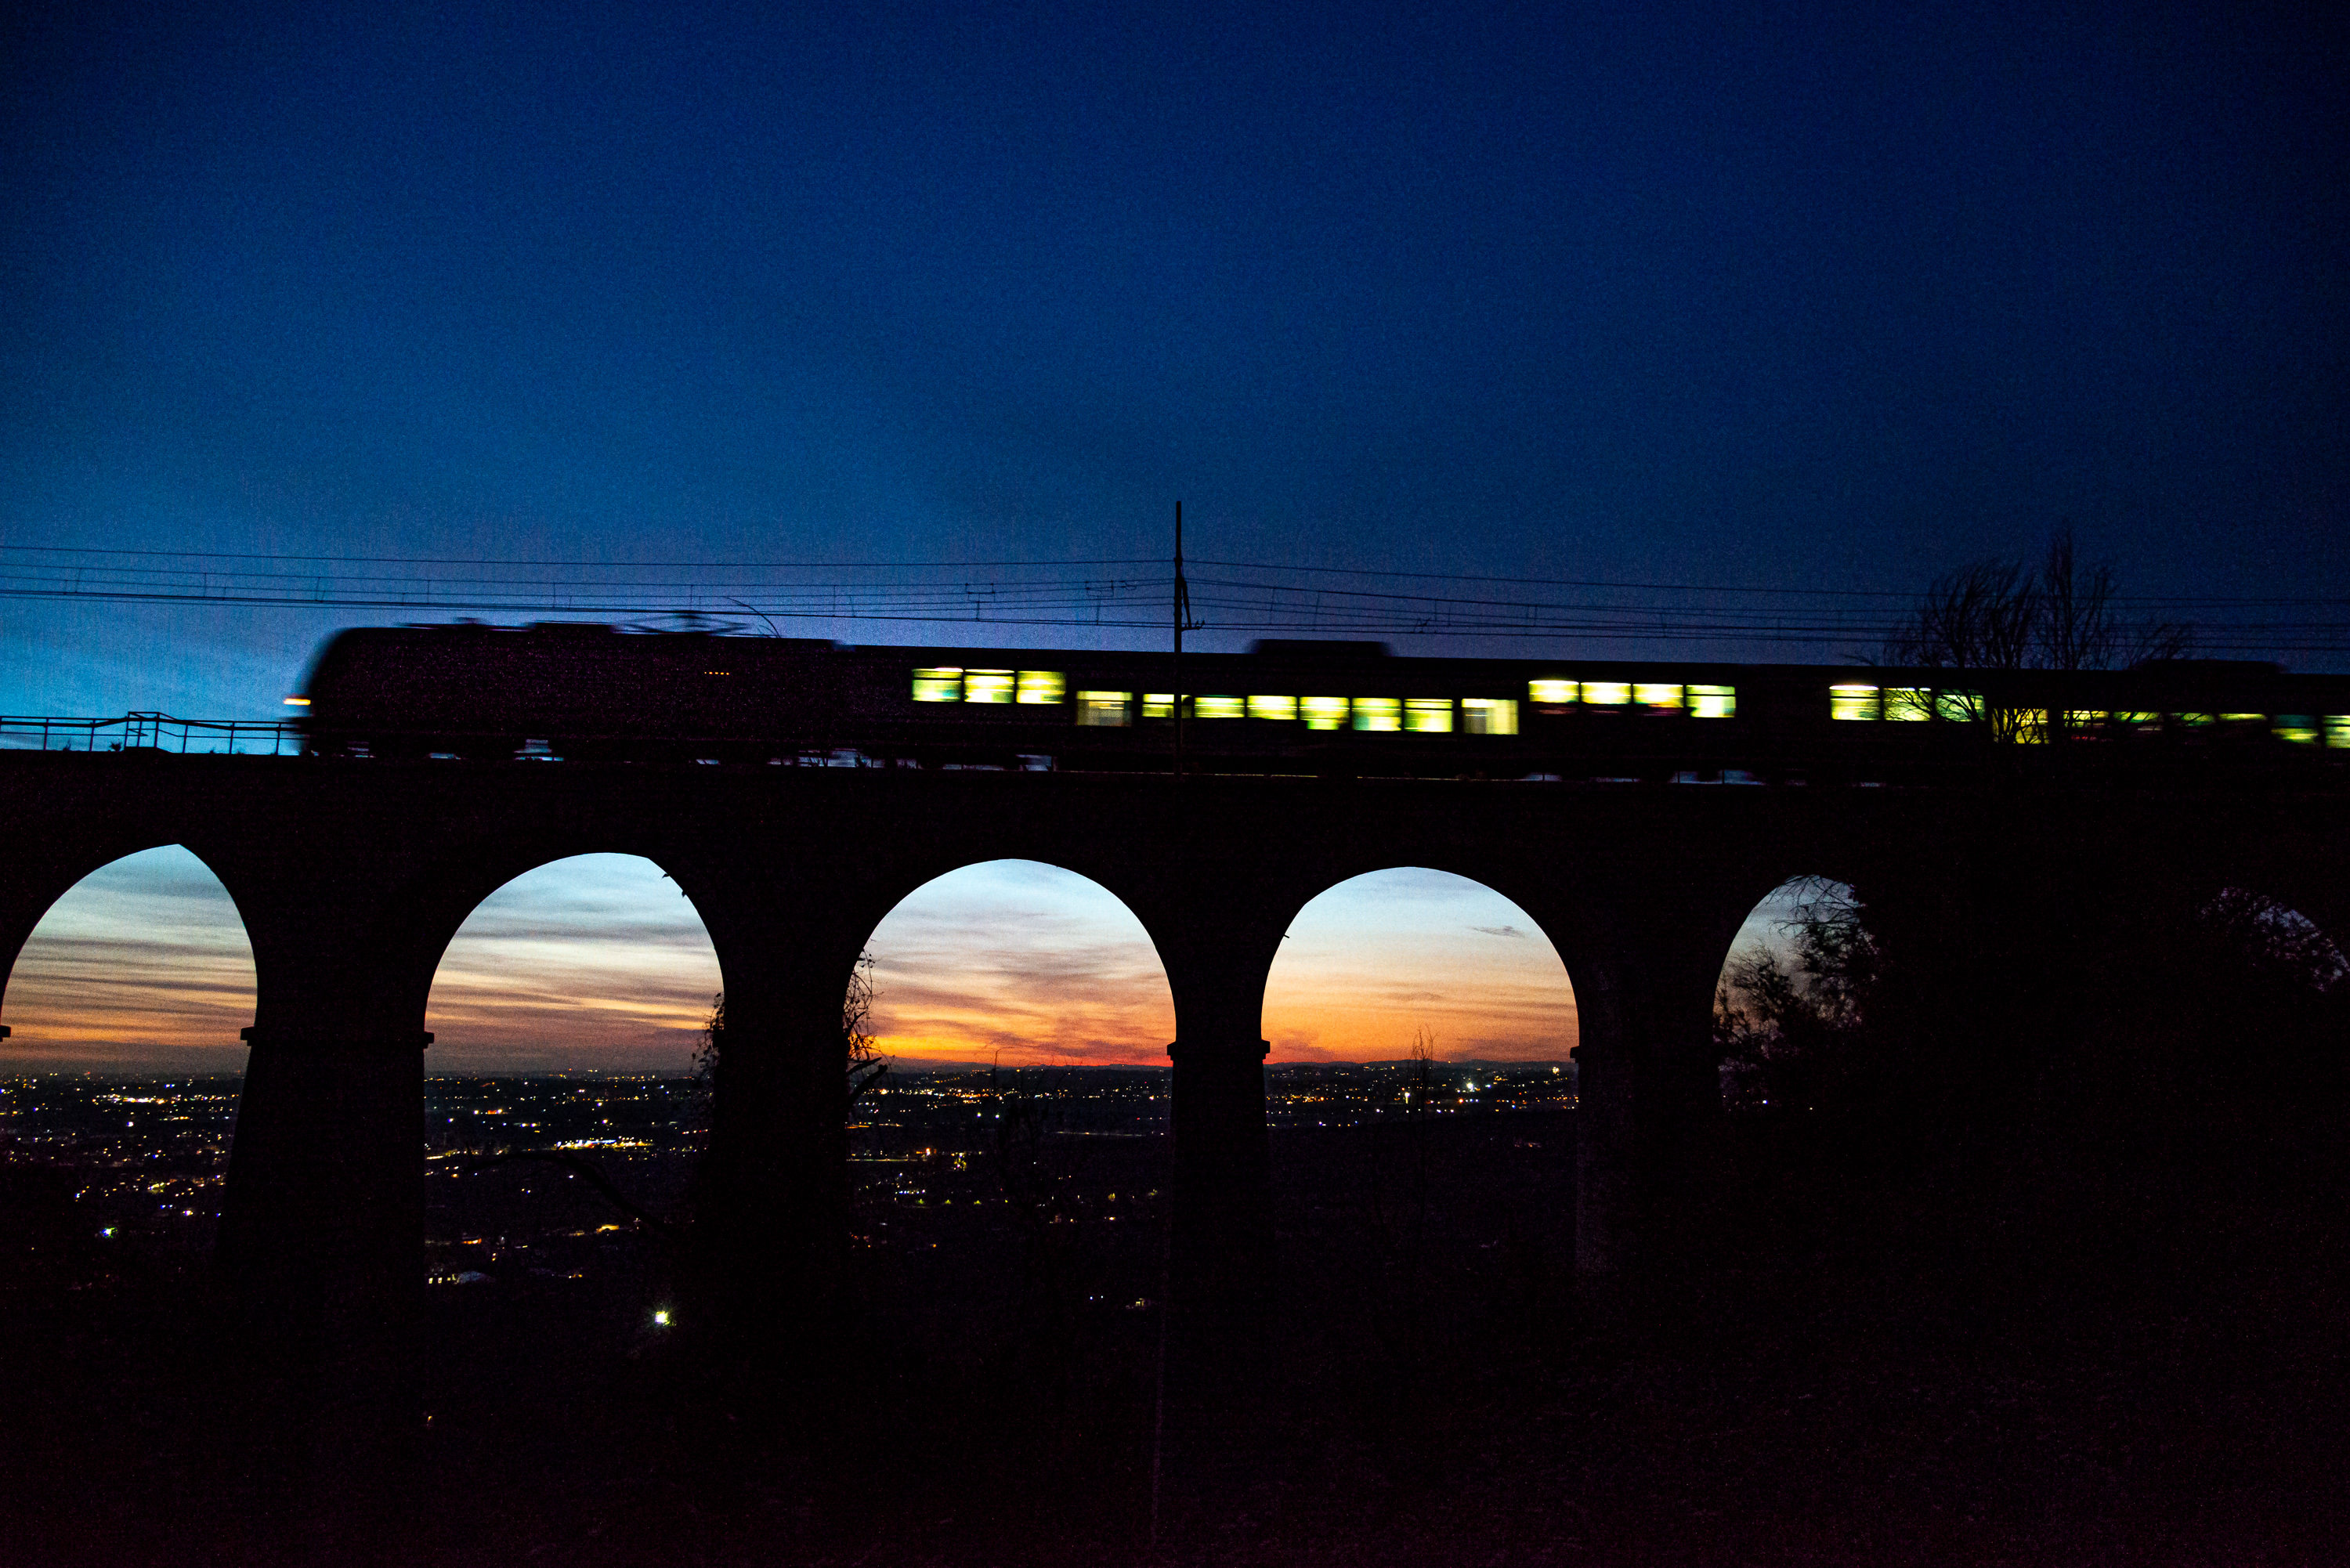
[5,1106,2347,1566]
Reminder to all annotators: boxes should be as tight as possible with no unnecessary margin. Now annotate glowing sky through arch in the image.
[423,854,724,1075]
[1263,868,1577,1063]
[862,859,1175,1068]
[0,846,256,1072]
[5,853,1579,1075]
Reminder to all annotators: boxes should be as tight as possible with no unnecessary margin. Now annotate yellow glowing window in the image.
[1462,698,1518,735]
[2274,716,2317,744]
[1830,684,1880,721]
[1581,681,1630,706]
[1301,696,1350,731]
[1528,678,1577,705]
[1939,692,1982,722]
[1884,688,1932,721]
[1017,670,1065,705]
[2174,712,2214,726]
[2013,710,2049,742]
[1352,697,1401,732]
[2327,716,2350,749]
[1077,692,1130,727]
[2064,710,2109,729]
[1195,695,1244,720]
[1635,683,1684,713]
[1248,695,1297,721]
[1143,693,1175,719]
[964,670,1014,704]
[1688,685,1736,719]
[2219,713,2266,724]
[913,667,964,703]
[1405,699,1453,733]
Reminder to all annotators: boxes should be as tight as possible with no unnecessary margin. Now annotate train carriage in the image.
[294,622,2350,781]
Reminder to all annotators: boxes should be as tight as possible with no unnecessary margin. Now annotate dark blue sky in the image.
[5,1,2345,714]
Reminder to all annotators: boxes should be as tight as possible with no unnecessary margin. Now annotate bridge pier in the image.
[693,971,853,1367]
[212,862,434,1547]
[220,1025,428,1493]
[1155,1028,1275,1534]
[1564,876,1752,1277]
[675,851,877,1434]
[1144,862,1289,1541]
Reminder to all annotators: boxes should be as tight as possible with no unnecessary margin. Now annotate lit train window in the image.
[1461,698,1518,735]
[1249,695,1297,721]
[964,670,1014,703]
[2219,713,2266,724]
[1582,681,1630,706]
[2174,713,2214,726]
[1302,696,1350,731]
[2064,710,2109,730]
[1939,692,1981,721]
[2013,710,2050,742]
[913,667,964,702]
[1352,697,1401,732]
[1195,695,1244,720]
[1077,692,1131,727]
[2273,716,2317,744]
[1885,688,1932,721]
[1635,683,1684,714]
[1143,693,1175,719]
[1405,699,1453,733]
[1017,670,1065,705]
[2327,716,2350,749]
[1528,679,1576,706]
[1689,685,1736,719]
[1830,684,1880,721]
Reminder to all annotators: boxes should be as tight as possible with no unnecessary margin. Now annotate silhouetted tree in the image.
[843,949,888,1114]
[1885,529,2191,740]
[1715,879,1881,1115]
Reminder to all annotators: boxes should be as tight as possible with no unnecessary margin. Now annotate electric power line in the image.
[2,544,2345,656]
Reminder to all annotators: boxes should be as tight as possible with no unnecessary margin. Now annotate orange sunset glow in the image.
[4,850,1583,1074]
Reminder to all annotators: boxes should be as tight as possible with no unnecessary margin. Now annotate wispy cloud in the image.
[6,854,1588,1078]
[1,847,257,1069]
[866,861,1173,1066]
[425,855,723,1073]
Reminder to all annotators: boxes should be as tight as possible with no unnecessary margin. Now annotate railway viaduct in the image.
[2,750,2345,1519]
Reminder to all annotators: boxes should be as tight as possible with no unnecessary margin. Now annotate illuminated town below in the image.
[0,1062,1575,1291]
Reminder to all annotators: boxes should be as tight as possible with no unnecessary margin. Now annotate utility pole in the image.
[1173,500,1191,781]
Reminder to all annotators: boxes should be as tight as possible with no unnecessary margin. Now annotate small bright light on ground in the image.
[652,1310,671,1328]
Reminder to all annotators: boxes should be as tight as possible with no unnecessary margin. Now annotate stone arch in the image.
[421,851,726,1075]
[0,843,258,1072]
[1710,872,1874,1112]
[2182,873,2348,995]
[0,843,260,1284]
[2187,884,2349,1015]
[1261,865,1580,1068]
[854,856,1177,1067]
[411,851,723,1317]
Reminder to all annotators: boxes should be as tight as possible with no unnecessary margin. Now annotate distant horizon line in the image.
[2,1055,1574,1080]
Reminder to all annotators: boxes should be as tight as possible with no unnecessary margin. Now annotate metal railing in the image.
[0,713,303,756]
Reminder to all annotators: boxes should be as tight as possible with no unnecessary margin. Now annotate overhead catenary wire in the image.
[2,544,2344,656]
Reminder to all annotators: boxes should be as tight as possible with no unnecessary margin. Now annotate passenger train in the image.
[292,622,2350,781]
